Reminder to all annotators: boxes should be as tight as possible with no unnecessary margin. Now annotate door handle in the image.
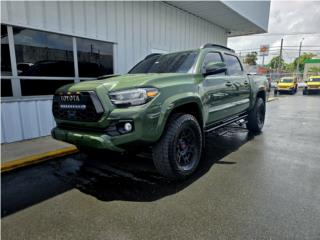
[225,82,232,87]
[244,81,249,85]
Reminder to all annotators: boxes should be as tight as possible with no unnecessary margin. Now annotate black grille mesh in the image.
[52,92,104,122]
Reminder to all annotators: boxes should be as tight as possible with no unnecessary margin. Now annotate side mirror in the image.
[204,62,227,76]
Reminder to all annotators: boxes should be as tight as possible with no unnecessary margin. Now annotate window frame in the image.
[1,24,115,101]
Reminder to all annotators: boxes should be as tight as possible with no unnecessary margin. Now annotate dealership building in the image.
[1,1,270,143]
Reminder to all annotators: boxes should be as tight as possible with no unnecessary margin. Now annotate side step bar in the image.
[204,114,248,133]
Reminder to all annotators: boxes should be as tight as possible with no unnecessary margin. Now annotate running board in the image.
[204,114,248,133]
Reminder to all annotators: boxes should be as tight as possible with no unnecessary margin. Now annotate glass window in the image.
[1,79,13,97]
[202,52,223,72]
[77,38,113,77]
[13,27,74,77]
[129,51,198,74]
[1,25,11,76]
[20,80,74,96]
[224,54,243,75]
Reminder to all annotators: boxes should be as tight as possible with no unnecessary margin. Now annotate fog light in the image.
[124,122,133,132]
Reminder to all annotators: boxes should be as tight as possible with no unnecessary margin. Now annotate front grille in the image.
[52,91,104,122]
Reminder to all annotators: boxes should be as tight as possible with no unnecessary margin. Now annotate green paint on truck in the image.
[52,44,268,179]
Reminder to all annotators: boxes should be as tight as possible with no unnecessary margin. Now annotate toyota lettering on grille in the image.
[60,95,80,102]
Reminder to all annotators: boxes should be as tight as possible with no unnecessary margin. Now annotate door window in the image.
[202,52,223,72]
[224,54,243,75]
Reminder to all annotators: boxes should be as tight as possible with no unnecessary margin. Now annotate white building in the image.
[1,1,270,143]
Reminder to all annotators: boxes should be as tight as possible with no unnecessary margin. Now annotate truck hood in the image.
[57,73,192,92]
[307,82,320,86]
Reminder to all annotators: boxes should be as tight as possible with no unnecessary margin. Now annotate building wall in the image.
[1,1,227,143]
[303,62,320,80]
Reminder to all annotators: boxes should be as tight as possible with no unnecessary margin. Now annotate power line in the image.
[230,32,320,37]
[234,46,320,52]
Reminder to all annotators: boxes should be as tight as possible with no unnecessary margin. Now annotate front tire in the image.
[247,97,266,133]
[152,114,202,180]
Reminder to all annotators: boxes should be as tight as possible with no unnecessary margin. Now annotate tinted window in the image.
[202,52,223,72]
[129,51,198,74]
[1,25,11,76]
[13,27,74,77]
[20,80,74,96]
[224,54,243,75]
[128,55,161,73]
[1,79,13,97]
[77,38,113,77]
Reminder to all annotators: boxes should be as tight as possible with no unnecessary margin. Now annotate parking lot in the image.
[2,92,320,240]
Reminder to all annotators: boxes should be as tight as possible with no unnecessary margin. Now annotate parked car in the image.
[274,77,298,95]
[51,44,268,180]
[303,76,320,95]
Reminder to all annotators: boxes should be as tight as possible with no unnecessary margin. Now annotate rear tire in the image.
[246,97,266,133]
[152,114,202,180]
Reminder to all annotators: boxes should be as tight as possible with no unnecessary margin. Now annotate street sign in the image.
[260,45,269,56]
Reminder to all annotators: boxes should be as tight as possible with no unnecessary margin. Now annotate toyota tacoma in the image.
[52,44,268,179]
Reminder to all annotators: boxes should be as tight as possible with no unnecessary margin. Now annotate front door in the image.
[201,52,236,124]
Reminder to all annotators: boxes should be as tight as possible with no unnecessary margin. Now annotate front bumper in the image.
[52,101,164,152]
[52,127,124,152]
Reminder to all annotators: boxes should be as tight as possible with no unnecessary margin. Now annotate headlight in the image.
[109,88,159,107]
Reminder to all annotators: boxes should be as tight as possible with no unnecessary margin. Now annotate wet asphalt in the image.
[2,92,320,240]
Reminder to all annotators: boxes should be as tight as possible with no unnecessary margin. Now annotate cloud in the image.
[228,1,320,64]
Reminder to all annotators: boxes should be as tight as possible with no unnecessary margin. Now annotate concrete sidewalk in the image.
[1,136,78,172]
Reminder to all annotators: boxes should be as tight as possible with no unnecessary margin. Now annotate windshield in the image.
[280,78,293,83]
[129,51,198,74]
[309,77,320,82]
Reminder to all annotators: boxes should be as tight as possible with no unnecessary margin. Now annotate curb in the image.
[1,146,79,173]
[267,97,279,102]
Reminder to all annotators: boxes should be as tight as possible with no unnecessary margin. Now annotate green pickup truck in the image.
[52,44,268,179]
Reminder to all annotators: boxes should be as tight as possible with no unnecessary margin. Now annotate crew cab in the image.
[52,44,268,179]
[303,76,320,95]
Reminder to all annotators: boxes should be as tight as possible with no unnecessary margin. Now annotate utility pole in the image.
[296,38,304,79]
[277,38,283,79]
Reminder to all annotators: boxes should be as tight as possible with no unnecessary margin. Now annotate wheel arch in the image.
[155,96,204,142]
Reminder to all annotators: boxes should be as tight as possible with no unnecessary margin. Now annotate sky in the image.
[227,0,320,65]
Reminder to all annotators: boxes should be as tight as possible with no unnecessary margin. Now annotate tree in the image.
[283,62,295,73]
[244,52,258,65]
[294,52,316,73]
[268,56,284,70]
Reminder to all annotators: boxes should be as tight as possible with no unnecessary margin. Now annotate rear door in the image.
[223,53,250,115]
[201,52,235,124]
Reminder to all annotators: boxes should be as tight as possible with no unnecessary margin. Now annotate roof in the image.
[168,1,270,37]
[304,59,320,64]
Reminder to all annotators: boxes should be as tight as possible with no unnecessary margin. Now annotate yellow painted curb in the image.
[1,146,79,173]
[267,97,279,102]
